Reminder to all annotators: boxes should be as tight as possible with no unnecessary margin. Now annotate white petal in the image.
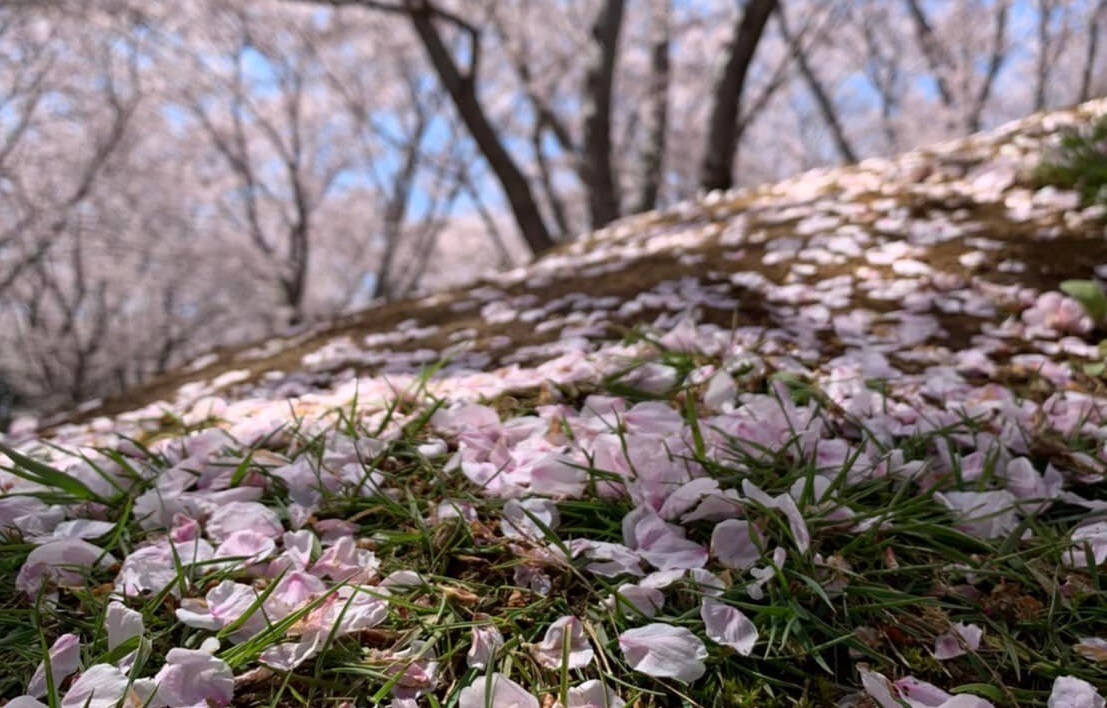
[624,506,707,571]
[711,519,762,570]
[530,616,593,670]
[703,371,737,412]
[152,648,234,707]
[559,679,626,708]
[858,667,903,708]
[934,623,983,660]
[259,631,325,672]
[17,538,115,596]
[466,625,504,670]
[1048,676,1106,708]
[701,598,758,656]
[458,673,539,708]
[618,623,707,683]
[501,498,560,541]
[27,633,80,698]
[105,602,144,651]
[60,664,130,708]
[1074,637,1107,664]
[607,583,664,618]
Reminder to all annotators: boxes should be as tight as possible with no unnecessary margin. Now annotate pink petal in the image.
[269,570,327,612]
[1048,676,1106,708]
[711,519,762,570]
[17,538,115,596]
[152,648,234,707]
[894,675,959,706]
[742,480,810,553]
[701,598,758,656]
[619,623,707,683]
[530,615,594,670]
[105,601,144,651]
[205,501,283,543]
[259,632,324,672]
[59,664,130,708]
[558,679,626,708]
[27,633,80,698]
[607,583,664,618]
[458,673,539,708]
[623,506,707,571]
[213,530,276,566]
[934,623,983,660]
[466,625,504,670]
[501,498,560,541]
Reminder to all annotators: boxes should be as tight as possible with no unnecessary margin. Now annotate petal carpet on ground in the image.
[3,100,1107,706]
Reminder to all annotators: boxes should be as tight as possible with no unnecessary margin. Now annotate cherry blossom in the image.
[619,623,708,682]
[710,519,763,570]
[149,649,234,707]
[1048,676,1105,708]
[554,680,626,708]
[17,538,116,597]
[458,673,539,708]
[467,625,505,670]
[933,623,984,660]
[622,505,708,570]
[701,598,758,656]
[529,615,594,670]
[27,633,81,698]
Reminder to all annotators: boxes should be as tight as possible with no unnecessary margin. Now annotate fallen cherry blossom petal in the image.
[934,622,983,660]
[1048,676,1105,708]
[860,666,996,708]
[623,505,708,571]
[530,615,594,670]
[701,597,758,656]
[17,538,116,597]
[502,498,561,541]
[619,623,707,683]
[105,602,144,651]
[457,673,539,708]
[467,625,504,670]
[27,633,80,698]
[556,679,626,708]
[711,519,762,570]
[1074,637,1107,665]
[59,664,139,708]
[151,648,234,707]
[606,582,664,617]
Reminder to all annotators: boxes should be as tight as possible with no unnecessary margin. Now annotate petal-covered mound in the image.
[3,100,1107,706]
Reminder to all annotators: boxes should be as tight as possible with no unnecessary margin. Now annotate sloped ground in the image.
[2,101,1107,707]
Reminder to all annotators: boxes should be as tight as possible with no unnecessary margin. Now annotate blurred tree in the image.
[699,0,778,193]
[0,0,1105,415]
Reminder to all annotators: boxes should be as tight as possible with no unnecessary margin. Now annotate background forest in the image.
[1,0,1105,421]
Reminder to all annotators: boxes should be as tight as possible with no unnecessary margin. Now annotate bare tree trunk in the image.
[401,1,555,253]
[965,0,1009,133]
[699,0,777,193]
[459,168,514,269]
[776,4,857,164]
[581,0,624,229]
[855,3,902,151]
[633,0,669,214]
[1034,0,1056,111]
[532,120,571,238]
[1078,0,1107,102]
[370,111,423,301]
[903,0,955,109]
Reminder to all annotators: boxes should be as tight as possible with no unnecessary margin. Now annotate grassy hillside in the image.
[2,100,1107,707]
